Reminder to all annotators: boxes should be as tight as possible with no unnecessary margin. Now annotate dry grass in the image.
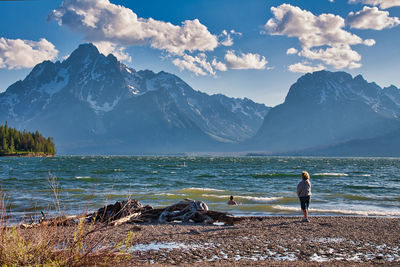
[0,182,134,266]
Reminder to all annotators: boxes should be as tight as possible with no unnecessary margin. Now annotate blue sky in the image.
[0,0,399,106]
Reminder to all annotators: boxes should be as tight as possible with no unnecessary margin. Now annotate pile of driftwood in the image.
[88,198,240,226]
[20,199,240,228]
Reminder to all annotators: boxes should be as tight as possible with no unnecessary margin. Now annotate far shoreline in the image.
[0,153,55,158]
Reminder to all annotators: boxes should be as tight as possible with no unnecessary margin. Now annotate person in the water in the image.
[297,171,312,222]
[227,195,237,205]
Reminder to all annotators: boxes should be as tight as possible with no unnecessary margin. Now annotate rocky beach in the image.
[16,215,400,266]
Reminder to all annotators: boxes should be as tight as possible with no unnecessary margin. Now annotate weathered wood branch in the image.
[19,198,241,228]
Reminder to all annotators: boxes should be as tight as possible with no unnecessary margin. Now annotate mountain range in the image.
[1,43,400,155]
[0,44,269,154]
[251,71,400,154]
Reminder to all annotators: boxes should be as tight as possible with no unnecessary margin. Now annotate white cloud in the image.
[286,48,298,55]
[224,50,267,70]
[49,0,218,56]
[173,50,267,75]
[265,4,363,48]
[363,39,376,46]
[220,30,233,46]
[265,4,375,70]
[346,6,400,30]
[219,29,242,47]
[172,53,215,76]
[0,37,58,69]
[349,0,400,9]
[212,58,228,71]
[93,41,132,62]
[300,46,362,69]
[49,0,256,76]
[220,36,233,47]
[288,62,325,73]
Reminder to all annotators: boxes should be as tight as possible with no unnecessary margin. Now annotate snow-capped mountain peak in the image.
[0,43,270,153]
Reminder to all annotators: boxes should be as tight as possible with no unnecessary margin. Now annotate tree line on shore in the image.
[0,122,55,156]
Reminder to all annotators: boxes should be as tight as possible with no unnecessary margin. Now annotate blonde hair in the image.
[301,171,310,180]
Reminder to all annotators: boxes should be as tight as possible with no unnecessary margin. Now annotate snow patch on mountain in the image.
[40,68,69,96]
[127,84,140,95]
[146,75,176,92]
[87,94,121,114]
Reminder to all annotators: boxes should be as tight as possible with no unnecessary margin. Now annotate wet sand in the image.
[25,216,399,266]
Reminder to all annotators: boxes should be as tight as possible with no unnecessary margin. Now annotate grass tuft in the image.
[0,183,135,266]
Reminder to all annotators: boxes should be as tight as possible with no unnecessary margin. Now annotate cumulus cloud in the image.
[286,48,298,55]
[363,39,376,46]
[288,62,325,73]
[346,6,400,30]
[172,50,267,75]
[224,50,267,70]
[212,58,228,71]
[265,4,364,48]
[220,30,233,46]
[172,53,215,76]
[219,29,242,47]
[93,41,132,62]
[49,0,259,76]
[49,0,218,56]
[265,4,375,70]
[300,46,362,69]
[0,37,58,69]
[348,0,400,9]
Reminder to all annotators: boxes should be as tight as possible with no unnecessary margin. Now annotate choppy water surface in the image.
[1,156,399,220]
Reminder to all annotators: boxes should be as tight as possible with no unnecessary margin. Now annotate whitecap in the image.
[314,173,348,177]
[271,205,400,216]
[201,194,281,203]
[75,176,91,179]
[201,194,231,199]
[239,195,282,203]
[154,193,176,196]
[179,187,226,193]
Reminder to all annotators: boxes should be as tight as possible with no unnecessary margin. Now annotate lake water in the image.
[1,156,399,221]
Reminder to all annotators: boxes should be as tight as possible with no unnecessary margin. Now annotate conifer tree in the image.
[0,122,55,156]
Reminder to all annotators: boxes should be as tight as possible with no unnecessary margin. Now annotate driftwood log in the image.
[87,198,240,225]
[158,199,212,223]
[20,199,242,228]
[20,214,81,228]
[87,199,148,223]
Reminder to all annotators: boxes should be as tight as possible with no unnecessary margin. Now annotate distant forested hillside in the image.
[0,122,55,156]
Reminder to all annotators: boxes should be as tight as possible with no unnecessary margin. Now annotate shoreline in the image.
[16,215,400,266]
[8,211,400,225]
[6,208,400,225]
[0,153,55,158]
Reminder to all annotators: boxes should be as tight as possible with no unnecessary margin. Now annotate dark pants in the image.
[299,196,310,210]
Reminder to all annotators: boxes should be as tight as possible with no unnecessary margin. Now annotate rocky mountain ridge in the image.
[251,70,400,153]
[0,43,270,154]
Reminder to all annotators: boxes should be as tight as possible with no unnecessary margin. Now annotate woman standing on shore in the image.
[297,171,311,222]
